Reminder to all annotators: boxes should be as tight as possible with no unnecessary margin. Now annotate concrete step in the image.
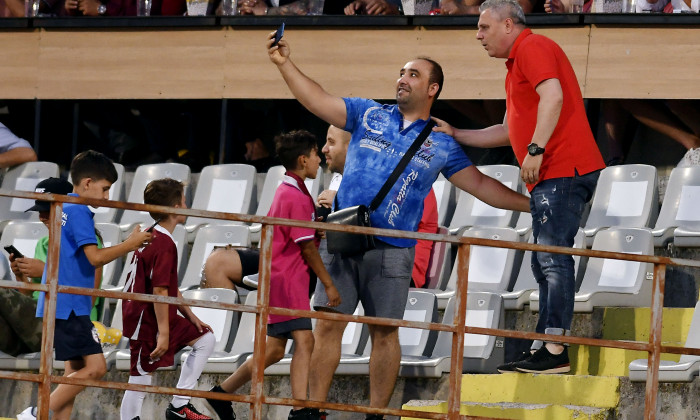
[402,400,615,420]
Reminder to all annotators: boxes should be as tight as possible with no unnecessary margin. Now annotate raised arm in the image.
[448,166,530,213]
[267,32,347,129]
[432,115,510,148]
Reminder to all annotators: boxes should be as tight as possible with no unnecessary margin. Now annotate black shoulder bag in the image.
[325,120,436,256]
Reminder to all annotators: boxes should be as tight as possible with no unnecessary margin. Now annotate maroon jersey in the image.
[122,225,179,341]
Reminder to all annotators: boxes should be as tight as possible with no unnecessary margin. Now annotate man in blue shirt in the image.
[265,33,530,420]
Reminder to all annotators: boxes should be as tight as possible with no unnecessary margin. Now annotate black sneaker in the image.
[308,408,328,420]
[515,346,570,374]
[165,402,213,420]
[496,351,533,373]
[204,385,235,420]
[365,415,384,420]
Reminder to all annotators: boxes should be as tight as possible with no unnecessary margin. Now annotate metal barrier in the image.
[1,188,699,420]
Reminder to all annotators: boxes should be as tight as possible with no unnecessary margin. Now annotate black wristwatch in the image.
[527,143,545,156]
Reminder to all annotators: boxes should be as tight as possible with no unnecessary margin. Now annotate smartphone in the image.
[4,245,24,259]
[271,22,285,47]
[146,219,160,233]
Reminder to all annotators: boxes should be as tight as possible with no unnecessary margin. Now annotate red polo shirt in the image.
[505,29,605,191]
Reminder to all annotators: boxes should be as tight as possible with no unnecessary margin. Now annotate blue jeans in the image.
[530,170,599,342]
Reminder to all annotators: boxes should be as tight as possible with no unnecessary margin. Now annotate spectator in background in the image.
[441,0,545,14]
[64,0,186,16]
[343,0,402,14]
[0,122,37,169]
[235,0,311,15]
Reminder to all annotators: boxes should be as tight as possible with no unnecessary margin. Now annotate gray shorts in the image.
[313,239,415,319]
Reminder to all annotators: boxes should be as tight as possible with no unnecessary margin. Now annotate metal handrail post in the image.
[37,200,63,419]
[447,243,470,420]
[644,263,666,420]
[251,224,274,420]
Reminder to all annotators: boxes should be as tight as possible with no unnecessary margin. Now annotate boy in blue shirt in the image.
[18,150,152,420]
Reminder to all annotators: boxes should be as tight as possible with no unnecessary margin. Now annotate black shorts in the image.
[267,318,312,340]
[238,249,260,291]
[54,312,103,361]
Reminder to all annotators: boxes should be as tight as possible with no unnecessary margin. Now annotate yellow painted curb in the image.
[460,374,620,407]
[402,401,613,420]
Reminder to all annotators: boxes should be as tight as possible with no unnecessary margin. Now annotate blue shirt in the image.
[36,194,98,320]
[339,97,472,247]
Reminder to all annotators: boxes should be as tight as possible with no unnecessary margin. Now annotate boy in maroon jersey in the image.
[205,130,341,420]
[120,178,215,420]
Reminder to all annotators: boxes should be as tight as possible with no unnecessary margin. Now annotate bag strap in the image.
[368,119,436,211]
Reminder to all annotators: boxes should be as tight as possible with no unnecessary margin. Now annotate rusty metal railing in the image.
[1,188,699,420]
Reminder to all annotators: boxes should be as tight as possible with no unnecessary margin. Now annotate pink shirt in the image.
[267,176,317,324]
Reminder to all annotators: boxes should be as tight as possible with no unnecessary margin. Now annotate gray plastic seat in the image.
[180,288,240,367]
[502,228,585,311]
[424,226,450,290]
[583,164,658,247]
[425,227,520,310]
[432,173,456,227]
[0,161,59,224]
[400,292,505,377]
[185,164,258,236]
[336,290,438,375]
[650,167,700,247]
[531,227,654,313]
[118,163,191,231]
[179,224,251,291]
[629,300,700,382]
[94,222,123,288]
[448,165,521,233]
[0,221,48,283]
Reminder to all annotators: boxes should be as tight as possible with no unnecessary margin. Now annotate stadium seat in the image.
[118,163,191,232]
[249,166,323,242]
[432,174,456,227]
[583,164,658,247]
[502,228,585,311]
[336,290,438,375]
[0,161,60,226]
[424,226,450,290]
[400,292,505,377]
[179,224,251,291]
[532,227,654,313]
[629,300,700,382]
[184,164,258,237]
[652,167,700,247]
[180,288,240,368]
[0,221,48,282]
[95,223,123,288]
[0,350,42,370]
[448,165,521,234]
[426,227,520,310]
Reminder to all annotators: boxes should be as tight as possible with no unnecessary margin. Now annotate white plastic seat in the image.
[648,167,700,247]
[179,224,251,291]
[583,164,658,247]
[629,300,700,382]
[0,221,48,283]
[424,226,450,290]
[336,290,438,376]
[502,228,585,311]
[448,165,521,233]
[0,350,42,370]
[424,227,520,310]
[185,164,258,237]
[400,292,505,377]
[95,222,122,288]
[432,174,456,227]
[0,161,59,224]
[180,288,240,367]
[531,227,654,313]
[118,163,191,232]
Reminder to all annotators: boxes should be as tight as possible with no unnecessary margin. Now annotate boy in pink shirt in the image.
[206,130,341,420]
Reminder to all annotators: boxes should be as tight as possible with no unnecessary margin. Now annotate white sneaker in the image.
[678,148,700,167]
[17,407,37,420]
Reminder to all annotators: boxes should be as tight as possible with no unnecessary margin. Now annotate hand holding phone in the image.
[271,22,285,47]
[4,245,24,259]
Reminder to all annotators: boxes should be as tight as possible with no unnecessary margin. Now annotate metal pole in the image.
[250,224,274,420]
[644,263,666,420]
[37,200,63,419]
[218,98,228,164]
[447,243,470,420]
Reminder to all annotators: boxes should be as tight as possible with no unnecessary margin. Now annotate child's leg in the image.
[170,331,215,408]
[120,374,152,420]
[50,353,107,420]
[289,330,314,409]
[219,336,287,393]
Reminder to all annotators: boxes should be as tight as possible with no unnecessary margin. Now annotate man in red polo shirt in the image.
[434,0,605,374]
